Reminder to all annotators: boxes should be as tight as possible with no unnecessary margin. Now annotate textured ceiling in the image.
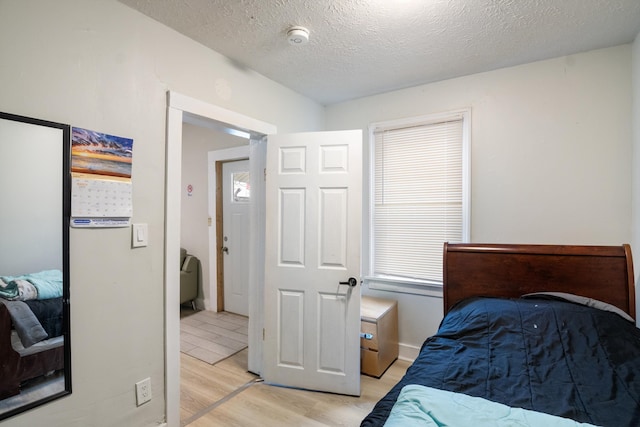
[118,0,640,106]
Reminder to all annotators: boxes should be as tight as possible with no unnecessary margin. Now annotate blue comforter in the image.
[0,269,63,300]
[361,296,640,427]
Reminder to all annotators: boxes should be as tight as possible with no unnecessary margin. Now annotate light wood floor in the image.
[181,349,410,426]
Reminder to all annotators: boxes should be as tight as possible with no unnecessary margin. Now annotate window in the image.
[367,110,470,293]
[232,171,250,202]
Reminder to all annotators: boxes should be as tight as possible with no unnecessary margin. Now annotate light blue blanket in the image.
[384,385,599,427]
[0,269,63,300]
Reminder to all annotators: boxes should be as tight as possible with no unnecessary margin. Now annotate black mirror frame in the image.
[0,111,71,421]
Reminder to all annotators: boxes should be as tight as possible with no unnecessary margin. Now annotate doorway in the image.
[179,124,249,368]
[166,91,276,427]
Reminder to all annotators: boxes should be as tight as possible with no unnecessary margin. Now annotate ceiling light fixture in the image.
[287,26,310,45]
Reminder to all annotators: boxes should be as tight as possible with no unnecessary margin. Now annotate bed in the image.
[0,271,65,399]
[361,243,639,427]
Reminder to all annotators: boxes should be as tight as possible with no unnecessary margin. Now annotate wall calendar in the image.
[71,175,132,217]
[70,127,133,228]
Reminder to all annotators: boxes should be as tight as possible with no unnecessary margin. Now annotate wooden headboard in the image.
[443,243,636,320]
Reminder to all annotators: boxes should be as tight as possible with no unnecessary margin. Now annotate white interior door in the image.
[263,130,362,396]
[222,160,250,316]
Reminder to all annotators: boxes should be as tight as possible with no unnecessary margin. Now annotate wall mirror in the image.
[0,111,71,420]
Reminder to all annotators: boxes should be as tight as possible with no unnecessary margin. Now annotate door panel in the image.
[279,188,305,265]
[319,188,348,267]
[264,130,362,396]
[278,290,304,367]
[318,292,347,372]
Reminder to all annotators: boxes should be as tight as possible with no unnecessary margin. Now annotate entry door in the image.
[222,160,250,316]
[263,130,362,396]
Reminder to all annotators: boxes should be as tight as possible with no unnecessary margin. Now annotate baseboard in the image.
[398,342,420,362]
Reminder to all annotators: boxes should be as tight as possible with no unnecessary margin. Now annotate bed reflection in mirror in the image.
[0,112,71,420]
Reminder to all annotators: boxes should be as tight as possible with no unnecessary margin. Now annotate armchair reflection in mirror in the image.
[0,112,71,420]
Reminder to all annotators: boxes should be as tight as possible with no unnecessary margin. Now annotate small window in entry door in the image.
[232,171,250,202]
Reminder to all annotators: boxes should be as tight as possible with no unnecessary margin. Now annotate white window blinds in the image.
[373,117,465,284]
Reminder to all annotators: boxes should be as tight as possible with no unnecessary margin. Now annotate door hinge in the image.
[262,328,265,340]
[263,168,266,181]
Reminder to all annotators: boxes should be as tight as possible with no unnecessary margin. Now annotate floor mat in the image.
[180,310,248,365]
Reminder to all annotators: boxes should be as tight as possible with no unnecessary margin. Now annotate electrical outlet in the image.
[135,378,152,406]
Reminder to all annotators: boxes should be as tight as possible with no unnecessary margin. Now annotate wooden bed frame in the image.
[443,243,636,320]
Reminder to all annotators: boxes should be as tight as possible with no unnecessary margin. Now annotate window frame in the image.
[364,109,471,296]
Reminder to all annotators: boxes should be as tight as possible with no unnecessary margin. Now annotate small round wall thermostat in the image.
[287,26,310,45]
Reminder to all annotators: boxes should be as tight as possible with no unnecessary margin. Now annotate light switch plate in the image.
[132,223,148,248]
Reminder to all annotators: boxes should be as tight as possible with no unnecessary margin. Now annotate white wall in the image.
[0,1,324,426]
[327,45,633,349]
